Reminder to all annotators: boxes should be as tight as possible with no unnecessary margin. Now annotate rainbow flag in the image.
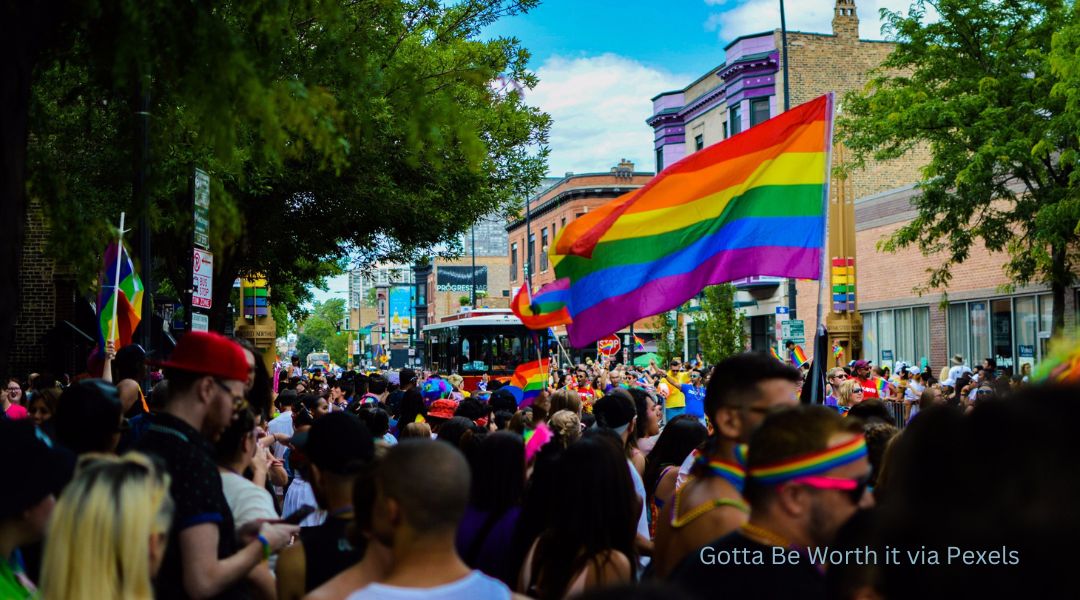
[511,281,572,330]
[511,358,549,404]
[832,341,843,359]
[770,347,784,362]
[97,240,144,349]
[875,377,889,398]
[549,95,833,346]
[790,344,809,366]
[633,335,646,352]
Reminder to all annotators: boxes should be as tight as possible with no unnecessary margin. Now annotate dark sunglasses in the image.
[788,474,871,504]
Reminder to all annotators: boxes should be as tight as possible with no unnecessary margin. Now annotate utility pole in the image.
[470,224,477,308]
[135,70,152,391]
[780,0,797,321]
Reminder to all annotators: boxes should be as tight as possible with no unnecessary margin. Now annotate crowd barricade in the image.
[884,400,906,429]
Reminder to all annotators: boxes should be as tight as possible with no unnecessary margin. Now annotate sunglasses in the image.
[788,474,870,504]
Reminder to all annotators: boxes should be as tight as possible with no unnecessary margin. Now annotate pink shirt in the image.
[4,404,28,420]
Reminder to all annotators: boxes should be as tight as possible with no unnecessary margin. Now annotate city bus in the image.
[423,309,545,391]
[306,351,330,372]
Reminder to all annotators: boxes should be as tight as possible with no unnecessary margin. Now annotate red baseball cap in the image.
[151,331,249,382]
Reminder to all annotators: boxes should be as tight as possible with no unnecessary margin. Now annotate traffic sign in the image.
[193,168,210,250]
[597,335,621,356]
[782,319,805,344]
[192,248,214,309]
[191,313,209,332]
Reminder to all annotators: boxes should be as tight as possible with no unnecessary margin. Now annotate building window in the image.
[528,233,536,279]
[750,97,770,127]
[540,228,549,272]
[729,104,742,135]
[861,307,931,369]
[695,134,704,151]
[947,295,1053,375]
[655,147,664,172]
[723,121,729,139]
[561,216,566,228]
[510,243,518,282]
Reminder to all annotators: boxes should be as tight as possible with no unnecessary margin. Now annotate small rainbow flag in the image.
[549,95,833,346]
[832,341,843,359]
[511,357,549,404]
[790,344,809,366]
[633,335,646,352]
[97,240,144,350]
[875,377,889,397]
[770,347,784,362]
[511,281,572,330]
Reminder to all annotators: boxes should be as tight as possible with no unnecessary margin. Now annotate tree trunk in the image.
[1051,243,1067,337]
[1,3,69,377]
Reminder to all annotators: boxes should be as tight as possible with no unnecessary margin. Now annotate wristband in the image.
[257,533,272,561]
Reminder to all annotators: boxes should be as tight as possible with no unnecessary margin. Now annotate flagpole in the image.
[110,212,127,345]
[805,93,836,405]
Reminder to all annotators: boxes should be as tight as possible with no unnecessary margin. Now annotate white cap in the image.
[942,378,956,387]
[909,366,921,375]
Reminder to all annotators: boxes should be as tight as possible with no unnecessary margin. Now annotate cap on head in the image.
[853,359,872,369]
[152,331,249,382]
[951,354,964,366]
[428,399,458,420]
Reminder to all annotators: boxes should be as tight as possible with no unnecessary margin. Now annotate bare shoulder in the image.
[585,549,632,587]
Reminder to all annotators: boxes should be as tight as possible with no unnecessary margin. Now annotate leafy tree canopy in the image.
[839,0,1079,332]
[26,0,550,327]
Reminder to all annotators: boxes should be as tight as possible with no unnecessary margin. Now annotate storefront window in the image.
[947,303,968,362]
[1014,296,1037,378]
[990,298,1013,372]
[894,308,914,366]
[913,307,930,369]
[968,301,990,365]
[877,310,896,370]
[1038,293,1053,359]
[862,311,877,365]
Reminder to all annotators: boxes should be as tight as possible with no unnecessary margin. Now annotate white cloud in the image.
[527,54,693,176]
[705,0,938,43]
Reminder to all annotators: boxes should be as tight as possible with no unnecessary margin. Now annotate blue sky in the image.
[311,0,919,305]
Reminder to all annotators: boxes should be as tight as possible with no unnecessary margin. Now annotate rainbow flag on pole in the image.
[633,335,646,352]
[510,357,549,404]
[548,95,833,347]
[511,281,573,330]
[97,240,144,350]
[790,344,809,366]
[770,347,784,362]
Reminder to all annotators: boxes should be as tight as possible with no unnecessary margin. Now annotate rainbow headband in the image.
[696,449,748,493]
[748,436,867,485]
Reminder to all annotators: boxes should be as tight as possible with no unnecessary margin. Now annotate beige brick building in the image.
[647,0,1073,375]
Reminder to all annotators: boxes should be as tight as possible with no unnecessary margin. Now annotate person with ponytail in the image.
[40,453,174,600]
[651,353,801,578]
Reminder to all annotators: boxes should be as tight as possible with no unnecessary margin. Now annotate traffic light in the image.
[335,324,342,336]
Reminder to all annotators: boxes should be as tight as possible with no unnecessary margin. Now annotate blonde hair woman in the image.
[837,379,865,411]
[40,452,173,600]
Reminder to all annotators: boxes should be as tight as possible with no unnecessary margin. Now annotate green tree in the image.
[840,0,1079,334]
[6,0,549,372]
[653,309,685,366]
[695,284,745,366]
[297,299,349,365]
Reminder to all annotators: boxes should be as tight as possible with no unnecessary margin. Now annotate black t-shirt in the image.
[300,515,366,592]
[670,530,826,600]
[135,412,247,600]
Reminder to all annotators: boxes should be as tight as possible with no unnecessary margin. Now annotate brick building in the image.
[646,0,1076,374]
[506,161,661,357]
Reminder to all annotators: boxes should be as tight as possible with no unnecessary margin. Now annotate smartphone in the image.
[280,505,316,525]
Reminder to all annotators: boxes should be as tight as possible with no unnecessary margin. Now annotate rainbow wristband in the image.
[257,534,272,561]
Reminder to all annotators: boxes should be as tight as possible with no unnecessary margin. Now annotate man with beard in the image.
[671,405,872,600]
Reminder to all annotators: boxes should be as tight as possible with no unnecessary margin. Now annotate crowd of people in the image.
[1,331,1074,599]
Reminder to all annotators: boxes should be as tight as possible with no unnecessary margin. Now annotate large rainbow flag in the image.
[510,357,549,404]
[97,240,144,350]
[510,281,572,329]
[547,95,833,347]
